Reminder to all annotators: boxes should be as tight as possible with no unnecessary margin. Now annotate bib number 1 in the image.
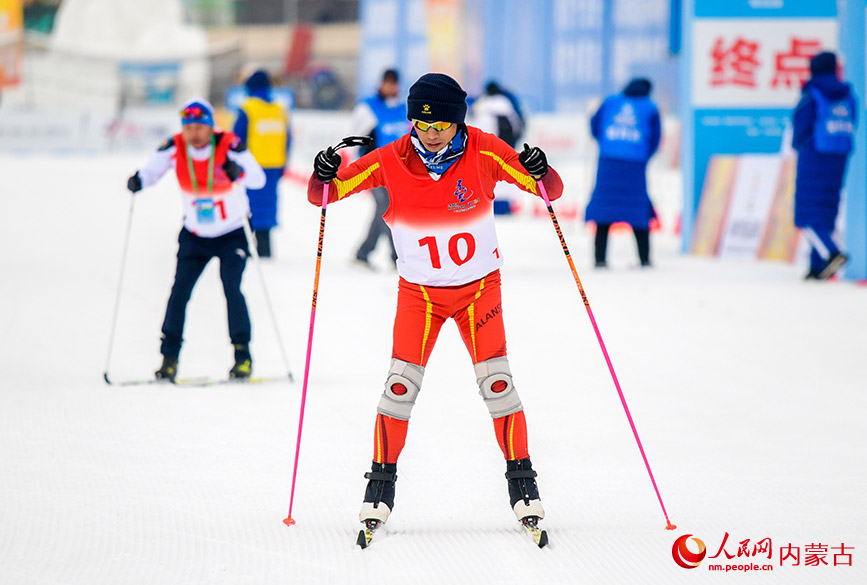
[419,232,476,269]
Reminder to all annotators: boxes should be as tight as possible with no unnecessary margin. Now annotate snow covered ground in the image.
[1,154,865,584]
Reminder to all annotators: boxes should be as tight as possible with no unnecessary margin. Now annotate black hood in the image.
[623,78,652,97]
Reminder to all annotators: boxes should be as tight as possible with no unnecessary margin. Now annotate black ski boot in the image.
[155,356,178,383]
[229,344,252,379]
[506,458,545,521]
[255,230,272,258]
[358,461,397,524]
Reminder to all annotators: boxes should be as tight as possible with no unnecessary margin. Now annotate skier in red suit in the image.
[308,74,563,532]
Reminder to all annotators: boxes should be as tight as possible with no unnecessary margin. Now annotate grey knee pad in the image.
[377,359,424,421]
[475,357,523,418]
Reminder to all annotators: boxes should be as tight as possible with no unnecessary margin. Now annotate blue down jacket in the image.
[585,80,661,228]
[792,73,857,229]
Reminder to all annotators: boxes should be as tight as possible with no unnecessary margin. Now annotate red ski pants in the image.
[373,270,529,464]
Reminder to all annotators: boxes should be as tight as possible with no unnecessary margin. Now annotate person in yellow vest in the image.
[233,70,291,258]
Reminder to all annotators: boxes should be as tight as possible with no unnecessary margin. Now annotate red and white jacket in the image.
[139,131,266,238]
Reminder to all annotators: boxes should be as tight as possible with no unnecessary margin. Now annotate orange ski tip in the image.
[283,517,296,527]
[666,522,677,530]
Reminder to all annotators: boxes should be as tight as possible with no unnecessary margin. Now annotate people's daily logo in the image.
[672,534,707,569]
[670,531,853,572]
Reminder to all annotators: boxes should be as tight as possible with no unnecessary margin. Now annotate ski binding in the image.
[522,516,548,548]
[357,519,382,549]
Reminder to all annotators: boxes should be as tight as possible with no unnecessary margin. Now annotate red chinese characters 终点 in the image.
[711,37,760,87]
[772,38,822,88]
[709,36,825,91]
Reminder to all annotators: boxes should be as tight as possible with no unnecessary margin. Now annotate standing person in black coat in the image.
[471,81,527,215]
[472,81,525,148]
[584,78,661,268]
[792,51,856,280]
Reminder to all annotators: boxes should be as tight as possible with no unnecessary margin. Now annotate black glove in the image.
[127,172,142,193]
[314,147,341,182]
[519,143,548,179]
[222,159,243,182]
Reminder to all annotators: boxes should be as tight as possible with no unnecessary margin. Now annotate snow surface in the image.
[1,154,865,585]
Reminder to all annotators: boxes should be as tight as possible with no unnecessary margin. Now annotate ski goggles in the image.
[180,104,214,127]
[412,119,454,132]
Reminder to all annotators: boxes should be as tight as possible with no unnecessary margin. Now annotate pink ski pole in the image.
[536,177,676,531]
[283,182,329,527]
[284,136,371,526]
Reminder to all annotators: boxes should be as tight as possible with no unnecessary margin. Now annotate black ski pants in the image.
[160,227,251,357]
[594,223,650,266]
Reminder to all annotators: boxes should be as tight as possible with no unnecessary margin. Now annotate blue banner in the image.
[841,0,866,280]
[356,0,427,102]
[680,0,839,252]
[693,107,789,204]
[695,0,836,18]
[357,0,672,113]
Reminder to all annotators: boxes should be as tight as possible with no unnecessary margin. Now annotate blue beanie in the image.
[180,98,214,127]
[407,73,468,124]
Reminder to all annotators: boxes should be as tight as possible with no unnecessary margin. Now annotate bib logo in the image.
[672,534,706,569]
[448,179,479,213]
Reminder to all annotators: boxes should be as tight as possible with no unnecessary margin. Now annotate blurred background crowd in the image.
[1,0,865,280]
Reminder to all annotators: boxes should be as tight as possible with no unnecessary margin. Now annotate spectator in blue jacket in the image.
[793,51,855,280]
[585,78,661,268]
[350,68,409,270]
[233,70,291,258]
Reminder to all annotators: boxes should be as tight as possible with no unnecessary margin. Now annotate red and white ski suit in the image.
[308,126,563,464]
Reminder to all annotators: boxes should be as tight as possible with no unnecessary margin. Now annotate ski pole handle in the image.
[316,135,372,209]
[537,179,552,207]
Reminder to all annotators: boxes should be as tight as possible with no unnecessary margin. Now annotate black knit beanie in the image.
[406,73,468,124]
[810,52,837,76]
